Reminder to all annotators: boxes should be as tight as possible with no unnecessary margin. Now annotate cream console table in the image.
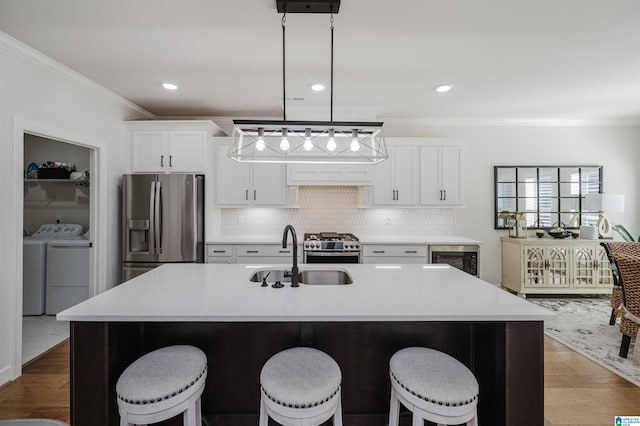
[501,237,613,297]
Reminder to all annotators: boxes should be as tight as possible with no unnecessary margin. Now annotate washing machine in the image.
[22,224,85,315]
[46,236,90,315]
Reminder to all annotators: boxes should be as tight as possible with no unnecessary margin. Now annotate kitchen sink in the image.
[298,269,353,285]
[249,268,353,285]
[249,269,291,283]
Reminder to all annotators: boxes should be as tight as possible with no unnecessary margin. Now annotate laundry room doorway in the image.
[21,133,94,365]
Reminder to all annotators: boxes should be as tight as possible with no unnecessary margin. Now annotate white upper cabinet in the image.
[216,144,291,207]
[420,145,463,206]
[370,146,418,205]
[127,120,216,173]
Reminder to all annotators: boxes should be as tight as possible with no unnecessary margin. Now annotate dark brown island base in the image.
[60,264,552,426]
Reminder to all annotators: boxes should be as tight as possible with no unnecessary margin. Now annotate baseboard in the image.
[0,364,12,387]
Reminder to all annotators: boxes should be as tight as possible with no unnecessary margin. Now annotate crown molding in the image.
[377,116,640,127]
[0,31,154,119]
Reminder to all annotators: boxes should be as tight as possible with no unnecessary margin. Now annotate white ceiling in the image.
[2,0,640,126]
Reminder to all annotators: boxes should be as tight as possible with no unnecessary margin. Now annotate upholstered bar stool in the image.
[116,345,207,426]
[259,347,342,426]
[388,347,479,426]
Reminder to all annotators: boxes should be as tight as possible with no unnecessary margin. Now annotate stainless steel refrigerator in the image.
[122,174,204,281]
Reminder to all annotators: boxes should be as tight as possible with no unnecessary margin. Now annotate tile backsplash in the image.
[221,186,454,237]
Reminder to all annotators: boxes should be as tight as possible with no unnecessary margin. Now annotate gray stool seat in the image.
[259,347,343,426]
[116,345,207,405]
[0,421,69,426]
[390,347,478,408]
[116,345,207,426]
[388,347,479,426]
[260,347,341,409]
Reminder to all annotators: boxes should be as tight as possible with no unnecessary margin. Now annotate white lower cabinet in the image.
[206,244,235,264]
[205,243,301,264]
[362,244,428,264]
[501,237,613,297]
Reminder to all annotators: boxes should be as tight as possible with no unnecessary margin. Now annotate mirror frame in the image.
[494,165,603,230]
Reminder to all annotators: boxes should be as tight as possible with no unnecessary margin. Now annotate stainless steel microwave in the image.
[428,245,479,276]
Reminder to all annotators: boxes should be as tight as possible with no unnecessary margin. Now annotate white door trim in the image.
[11,116,107,380]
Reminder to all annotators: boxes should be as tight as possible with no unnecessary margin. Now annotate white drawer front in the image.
[235,244,297,257]
[363,244,427,257]
[206,245,234,257]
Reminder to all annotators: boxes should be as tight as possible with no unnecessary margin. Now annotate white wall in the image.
[0,32,151,384]
[381,122,640,284]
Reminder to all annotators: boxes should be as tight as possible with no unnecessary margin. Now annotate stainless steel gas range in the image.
[303,232,361,263]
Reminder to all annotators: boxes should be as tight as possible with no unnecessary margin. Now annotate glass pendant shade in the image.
[230,120,388,164]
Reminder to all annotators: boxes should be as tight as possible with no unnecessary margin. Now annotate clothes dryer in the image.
[46,237,90,315]
[22,224,85,315]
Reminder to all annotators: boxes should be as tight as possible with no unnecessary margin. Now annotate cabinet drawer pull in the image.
[373,250,385,254]
[245,250,259,254]
[405,250,418,254]
[169,155,173,167]
[213,250,227,253]
[254,189,256,201]
[245,189,249,200]
[160,155,164,167]
[279,250,291,254]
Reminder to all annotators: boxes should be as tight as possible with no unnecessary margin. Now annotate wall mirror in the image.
[494,166,603,229]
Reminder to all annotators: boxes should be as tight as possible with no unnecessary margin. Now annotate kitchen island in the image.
[58,263,552,426]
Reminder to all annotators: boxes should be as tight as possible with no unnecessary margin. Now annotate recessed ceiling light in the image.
[434,84,453,93]
[311,84,325,92]
[162,82,179,91]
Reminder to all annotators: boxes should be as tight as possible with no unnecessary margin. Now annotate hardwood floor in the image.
[0,340,70,423]
[544,337,640,425]
[0,336,638,425]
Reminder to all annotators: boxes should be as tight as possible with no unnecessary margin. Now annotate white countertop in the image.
[58,264,551,322]
[359,235,482,245]
[207,235,482,245]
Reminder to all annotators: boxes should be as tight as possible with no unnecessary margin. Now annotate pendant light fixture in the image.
[229,0,387,164]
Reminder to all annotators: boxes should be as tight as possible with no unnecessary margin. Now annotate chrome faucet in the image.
[282,225,299,287]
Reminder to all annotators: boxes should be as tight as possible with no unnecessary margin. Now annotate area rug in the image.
[529,297,640,387]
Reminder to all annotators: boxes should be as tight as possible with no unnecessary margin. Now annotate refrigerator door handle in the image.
[148,181,156,255]
[155,181,163,254]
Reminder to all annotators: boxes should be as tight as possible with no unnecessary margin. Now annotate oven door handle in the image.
[305,251,361,256]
